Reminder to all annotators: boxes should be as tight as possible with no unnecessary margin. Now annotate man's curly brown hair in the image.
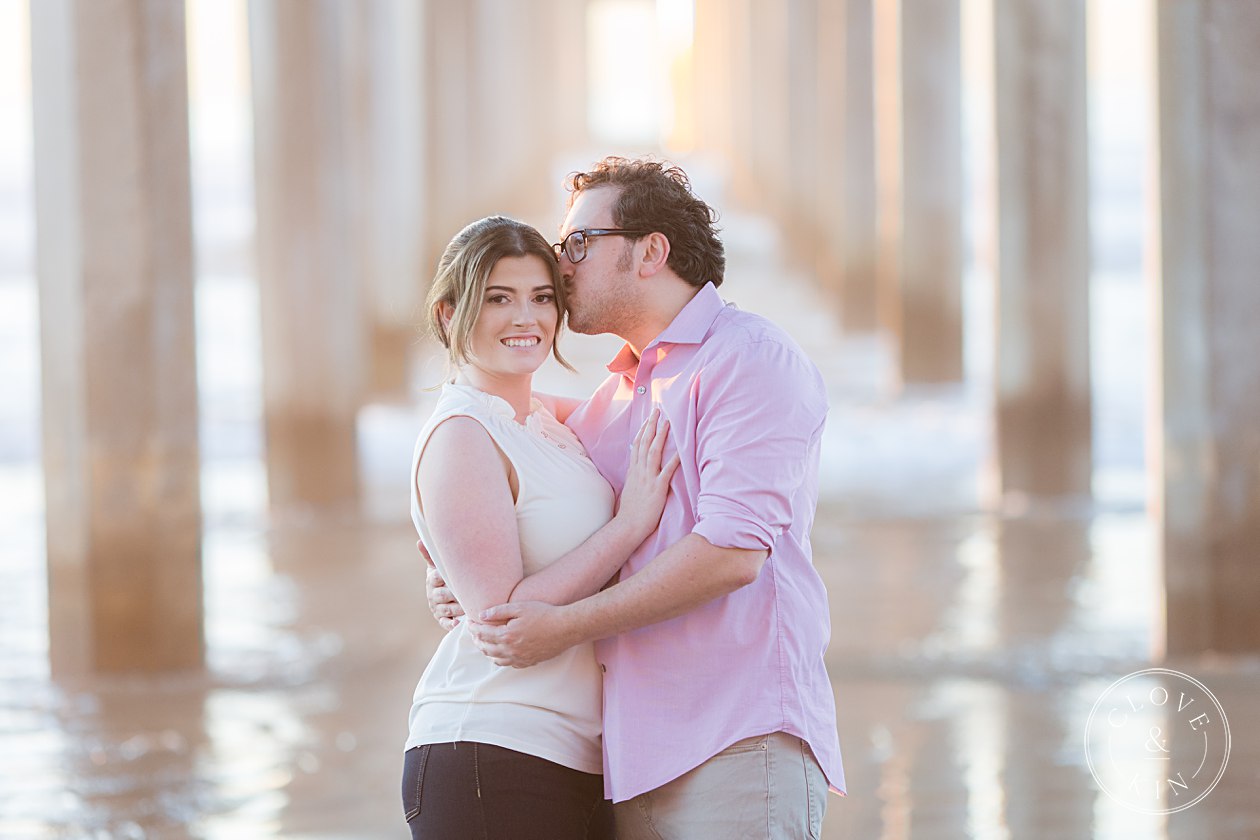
[566,157,725,289]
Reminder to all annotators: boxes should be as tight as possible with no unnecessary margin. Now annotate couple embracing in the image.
[403,157,845,839]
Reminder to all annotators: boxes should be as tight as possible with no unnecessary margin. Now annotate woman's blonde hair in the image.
[425,216,573,375]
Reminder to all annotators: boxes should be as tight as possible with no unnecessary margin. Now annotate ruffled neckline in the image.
[446,381,543,425]
[443,382,589,459]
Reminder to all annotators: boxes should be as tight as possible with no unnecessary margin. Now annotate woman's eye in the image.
[535,294,555,304]
[487,295,509,304]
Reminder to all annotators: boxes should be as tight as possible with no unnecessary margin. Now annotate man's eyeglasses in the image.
[553,229,648,264]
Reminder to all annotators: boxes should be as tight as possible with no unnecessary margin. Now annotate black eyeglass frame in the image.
[553,228,650,264]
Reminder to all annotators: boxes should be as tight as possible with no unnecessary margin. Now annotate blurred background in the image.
[1,0,1258,837]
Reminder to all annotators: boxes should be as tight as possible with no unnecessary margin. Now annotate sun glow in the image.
[586,0,695,149]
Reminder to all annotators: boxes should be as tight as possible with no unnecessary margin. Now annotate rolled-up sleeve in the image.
[690,339,827,552]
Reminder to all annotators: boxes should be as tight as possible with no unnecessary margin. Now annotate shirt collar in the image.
[606,282,725,376]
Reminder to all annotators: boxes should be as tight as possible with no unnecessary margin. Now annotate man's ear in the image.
[637,232,671,278]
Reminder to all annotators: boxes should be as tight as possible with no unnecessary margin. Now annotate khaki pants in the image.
[613,732,827,840]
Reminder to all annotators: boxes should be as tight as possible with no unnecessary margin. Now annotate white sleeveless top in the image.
[405,382,615,773]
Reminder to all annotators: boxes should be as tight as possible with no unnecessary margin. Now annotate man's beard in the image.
[566,303,600,335]
[566,250,632,336]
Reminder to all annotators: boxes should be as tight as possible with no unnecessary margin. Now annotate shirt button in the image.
[600,664,607,673]
[635,385,646,395]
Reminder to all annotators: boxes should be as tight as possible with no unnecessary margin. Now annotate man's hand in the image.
[420,540,464,630]
[467,601,579,668]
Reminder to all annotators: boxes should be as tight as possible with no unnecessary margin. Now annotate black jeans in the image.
[402,742,613,839]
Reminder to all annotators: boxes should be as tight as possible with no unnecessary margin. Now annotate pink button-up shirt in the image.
[565,283,845,803]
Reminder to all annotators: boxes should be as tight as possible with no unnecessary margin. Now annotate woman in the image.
[403,216,677,839]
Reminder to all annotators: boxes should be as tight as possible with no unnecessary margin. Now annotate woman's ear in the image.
[436,301,455,334]
[638,232,671,278]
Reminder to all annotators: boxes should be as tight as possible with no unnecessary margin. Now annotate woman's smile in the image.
[463,254,559,381]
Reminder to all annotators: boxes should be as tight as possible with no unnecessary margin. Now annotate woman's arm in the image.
[506,409,676,604]
[417,417,524,618]
[417,412,678,618]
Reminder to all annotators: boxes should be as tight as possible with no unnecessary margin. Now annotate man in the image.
[431,157,845,838]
